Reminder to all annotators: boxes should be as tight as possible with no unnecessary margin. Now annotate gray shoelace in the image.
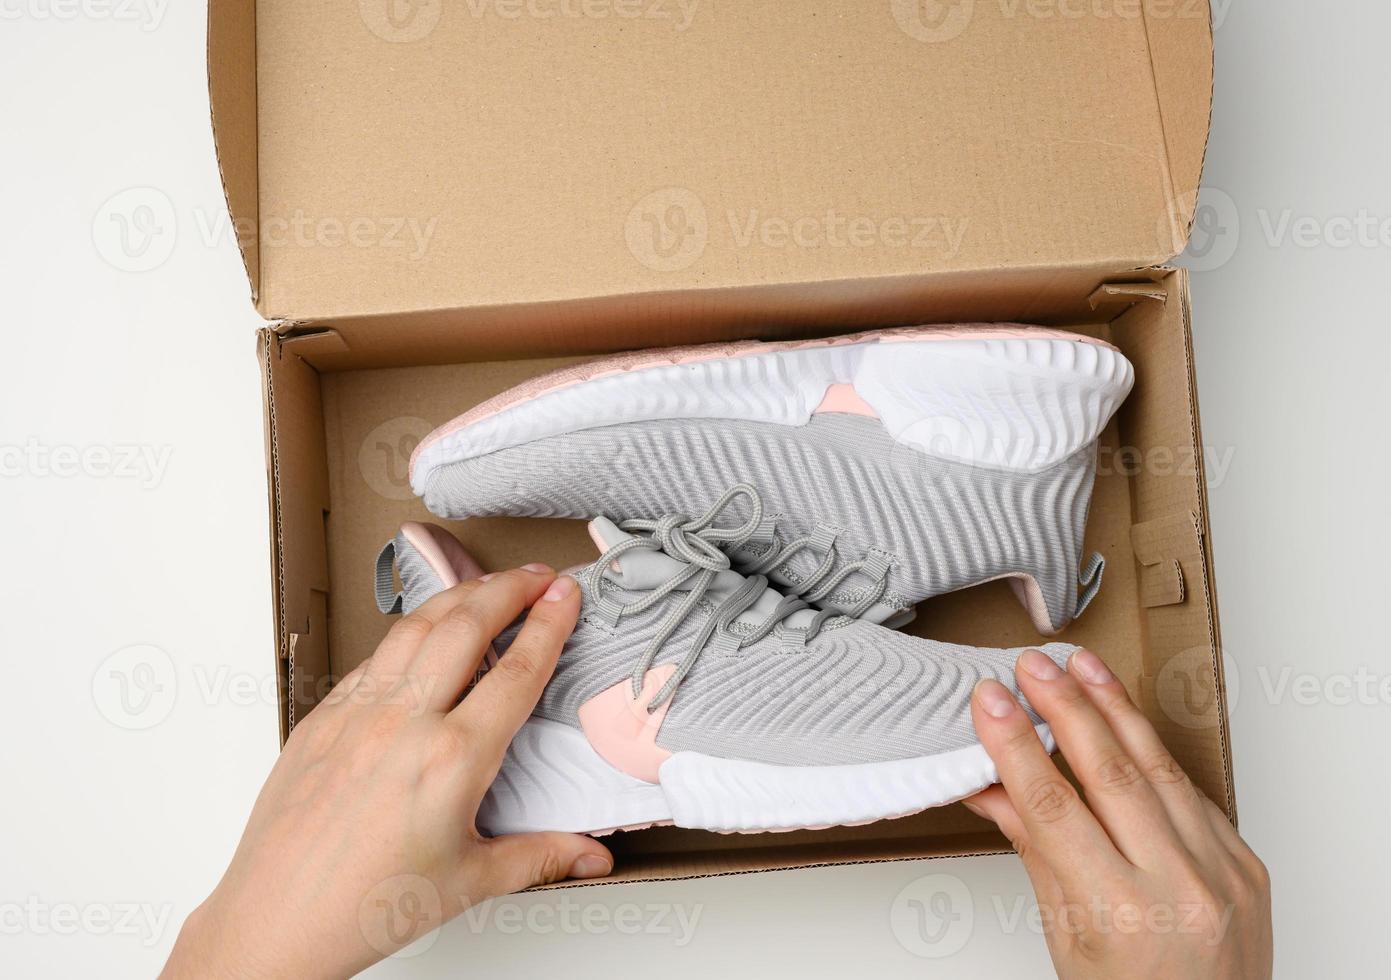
[735,523,892,617]
[586,484,837,712]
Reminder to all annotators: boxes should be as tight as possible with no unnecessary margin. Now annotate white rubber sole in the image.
[478,718,1054,837]
[413,335,1133,493]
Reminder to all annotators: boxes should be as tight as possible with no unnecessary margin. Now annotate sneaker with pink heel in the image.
[408,324,1132,635]
[376,487,1077,836]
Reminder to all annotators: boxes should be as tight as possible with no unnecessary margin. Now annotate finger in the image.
[1066,648,1223,861]
[473,832,613,897]
[963,785,1031,848]
[971,677,1131,898]
[408,566,556,713]
[367,580,487,678]
[450,576,580,774]
[1014,649,1188,871]
[321,662,369,708]
[962,786,1064,911]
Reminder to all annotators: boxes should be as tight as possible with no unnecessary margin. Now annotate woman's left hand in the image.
[162,566,611,979]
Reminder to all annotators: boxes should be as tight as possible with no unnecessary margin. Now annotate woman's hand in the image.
[965,648,1272,979]
[162,566,612,979]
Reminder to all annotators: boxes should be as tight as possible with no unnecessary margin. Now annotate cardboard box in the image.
[209,0,1228,885]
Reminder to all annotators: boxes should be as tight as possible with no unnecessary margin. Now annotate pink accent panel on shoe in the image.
[586,522,607,553]
[1008,575,1060,637]
[813,383,880,419]
[576,664,678,784]
[400,522,498,669]
[586,522,621,571]
[409,324,1120,471]
[400,521,486,587]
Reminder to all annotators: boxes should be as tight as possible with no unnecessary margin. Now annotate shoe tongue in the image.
[587,517,690,590]
[586,517,821,630]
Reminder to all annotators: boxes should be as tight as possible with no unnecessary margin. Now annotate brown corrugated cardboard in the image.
[222,1,1227,884]
[211,0,1211,330]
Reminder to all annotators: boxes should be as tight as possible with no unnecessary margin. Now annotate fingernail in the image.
[1070,648,1113,685]
[570,854,611,879]
[1019,649,1063,681]
[522,562,553,574]
[975,679,1017,718]
[479,573,497,582]
[961,799,985,817]
[541,576,576,602]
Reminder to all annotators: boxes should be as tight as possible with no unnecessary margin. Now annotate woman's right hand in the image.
[964,648,1272,979]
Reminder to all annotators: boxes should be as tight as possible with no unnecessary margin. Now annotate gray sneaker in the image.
[410,325,1132,634]
[376,487,1077,836]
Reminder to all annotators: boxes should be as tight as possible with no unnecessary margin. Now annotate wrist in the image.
[163,890,368,980]
[162,895,286,980]
[161,901,236,980]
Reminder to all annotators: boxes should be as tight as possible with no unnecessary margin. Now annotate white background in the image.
[3,2,1388,976]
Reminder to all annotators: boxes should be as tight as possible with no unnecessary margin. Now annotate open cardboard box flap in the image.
[210,0,1212,352]
[215,2,1231,884]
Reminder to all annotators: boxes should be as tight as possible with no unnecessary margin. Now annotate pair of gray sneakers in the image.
[379,325,1132,835]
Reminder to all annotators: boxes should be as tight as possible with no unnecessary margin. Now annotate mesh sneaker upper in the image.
[420,413,1097,632]
[519,575,1073,766]
[388,513,1076,769]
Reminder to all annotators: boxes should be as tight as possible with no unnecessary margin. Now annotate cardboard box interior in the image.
[218,0,1226,885]
[261,268,1232,885]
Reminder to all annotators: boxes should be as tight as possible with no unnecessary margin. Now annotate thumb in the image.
[480,832,614,895]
